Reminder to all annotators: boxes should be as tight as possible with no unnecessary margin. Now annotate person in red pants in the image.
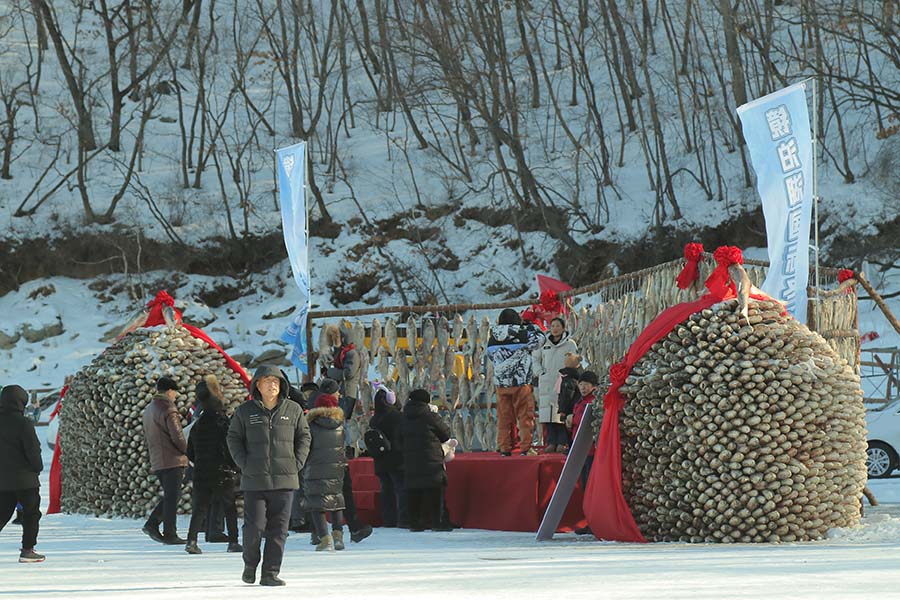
[486,309,544,456]
[0,385,45,563]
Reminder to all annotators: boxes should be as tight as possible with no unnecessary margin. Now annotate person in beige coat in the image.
[532,317,577,453]
[142,376,188,544]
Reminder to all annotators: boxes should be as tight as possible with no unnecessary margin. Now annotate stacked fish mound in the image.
[60,326,248,518]
[609,298,867,542]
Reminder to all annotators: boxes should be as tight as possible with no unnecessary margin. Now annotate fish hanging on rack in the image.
[370,318,382,355]
[452,314,465,349]
[352,320,366,352]
[478,316,491,353]
[463,410,475,451]
[458,373,470,407]
[359,380,373,416]
[319,324,336,370]
[447,371,460,408]
[406,316,417,366]
[421,319,435,355]
[451,410,465,450]
[435,373,447,407]
[437,316,450,352]
[376,345,391,384]
[385,318,398,357]
[465,315,477,351]
[443,346,456,380]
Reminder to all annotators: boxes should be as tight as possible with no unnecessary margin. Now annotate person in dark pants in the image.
[368,385,407,527]
[0,385,45,563]
[185,375,242,555]
[286,377,312,534]
[142,376,188,545]
[313,378,372,544]
[402,389,452,532]
[301,392,347,551]
[227,366,311,587]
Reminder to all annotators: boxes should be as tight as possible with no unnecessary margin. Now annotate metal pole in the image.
[811,78,821,330]
[304,141,314,381]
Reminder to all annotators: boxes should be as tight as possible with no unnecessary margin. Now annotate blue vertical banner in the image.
[737,82,813,323]
[276,142,310,372]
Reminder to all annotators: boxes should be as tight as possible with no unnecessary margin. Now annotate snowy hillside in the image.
[0,0,897,389]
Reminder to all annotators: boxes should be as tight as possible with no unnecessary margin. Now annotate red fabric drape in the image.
[583,247,781,542]
[47,385,68,514]
[675,242,704,290]
[48,291,250,513]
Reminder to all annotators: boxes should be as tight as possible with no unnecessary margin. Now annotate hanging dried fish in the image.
[437,316,450,350]
[406,316,418,366]
[376,345,391,384]
[452,314,465,349]
[385,318,399,357]
[421,319,435,355]
[370,318,383,355]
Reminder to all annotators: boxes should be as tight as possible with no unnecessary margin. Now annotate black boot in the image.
[260,574,286,586]
[350,524,373,543]
[242,566,256,584]
[142,522,164,543]
[185,541,202,555]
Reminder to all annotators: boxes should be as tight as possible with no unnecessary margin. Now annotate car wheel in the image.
[867,441,896,478]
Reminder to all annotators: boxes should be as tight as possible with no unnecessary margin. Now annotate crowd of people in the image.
[0,307,605,584]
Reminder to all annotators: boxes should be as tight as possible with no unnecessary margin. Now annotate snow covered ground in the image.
[3,428,900,599]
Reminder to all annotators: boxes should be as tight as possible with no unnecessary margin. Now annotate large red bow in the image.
[704,246,743,297]
[675,242,704,290]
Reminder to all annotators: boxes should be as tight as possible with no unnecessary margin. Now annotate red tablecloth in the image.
[348,453,586,533]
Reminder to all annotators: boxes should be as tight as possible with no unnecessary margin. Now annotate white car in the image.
[866,400,900,478]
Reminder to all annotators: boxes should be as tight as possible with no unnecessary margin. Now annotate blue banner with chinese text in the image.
[275,142,310,372]
[737,83,813,323]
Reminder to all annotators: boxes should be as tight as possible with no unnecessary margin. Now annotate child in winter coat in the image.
[555,352,583,453]
[566,371,598,492]
[185,375,241,554]
[302,391,348,551]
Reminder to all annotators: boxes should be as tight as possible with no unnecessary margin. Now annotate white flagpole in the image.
[812,78,821,330]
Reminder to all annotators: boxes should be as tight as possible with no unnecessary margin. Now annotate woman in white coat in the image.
[532,317,577,453]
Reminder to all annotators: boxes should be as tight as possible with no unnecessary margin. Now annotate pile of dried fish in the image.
[599,298,866,543]
[59,326,248,518]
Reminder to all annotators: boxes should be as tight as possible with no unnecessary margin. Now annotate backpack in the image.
[364,428,391,459]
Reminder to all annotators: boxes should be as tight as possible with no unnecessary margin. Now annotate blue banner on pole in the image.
[275,142,310,372]
[737,83,813,323]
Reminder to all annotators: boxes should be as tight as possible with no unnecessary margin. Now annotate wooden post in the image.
[856,272,900,337]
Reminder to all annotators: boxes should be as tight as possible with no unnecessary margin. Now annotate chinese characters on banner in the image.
[275,142,311,372]
[737,83,813,323]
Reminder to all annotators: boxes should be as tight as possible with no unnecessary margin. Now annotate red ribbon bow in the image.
[675,242,704,290]
[147,290,175,309]
[704,246,744,298]
[838,269,855,283]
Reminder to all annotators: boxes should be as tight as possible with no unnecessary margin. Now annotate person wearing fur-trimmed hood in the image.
[301,391,348,551]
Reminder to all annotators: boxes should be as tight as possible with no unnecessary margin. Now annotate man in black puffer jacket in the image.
[0,385,45,563]
[227,366,311,587]
[401,389,451,532]
[185,374,241,555]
